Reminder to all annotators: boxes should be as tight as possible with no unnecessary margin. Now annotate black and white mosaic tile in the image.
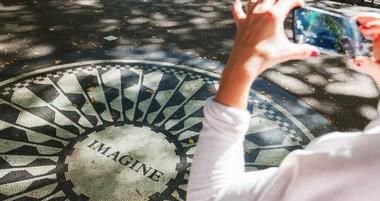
[0,54,335,200]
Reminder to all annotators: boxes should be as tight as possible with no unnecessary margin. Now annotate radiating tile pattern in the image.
[0,61,324,200]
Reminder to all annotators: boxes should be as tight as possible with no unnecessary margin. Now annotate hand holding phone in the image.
[352,14,380,85]
[293,7,364,57]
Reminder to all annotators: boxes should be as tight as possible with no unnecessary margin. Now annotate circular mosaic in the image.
[0,59,334,200]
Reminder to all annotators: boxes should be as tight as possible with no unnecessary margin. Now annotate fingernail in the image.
[311,51,319,57]
[355,62,362,67]
[264,11,274,18]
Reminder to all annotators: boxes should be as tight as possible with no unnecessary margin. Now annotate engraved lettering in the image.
[130,159,140,170]
[119,155,133,166]
[94,143,111,155]
[87,139,165,182]
[148,169,164,182]
[87,140,99,148]
[135,162,153,176]
[107,151,120,161]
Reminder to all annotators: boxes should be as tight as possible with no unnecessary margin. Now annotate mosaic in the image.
[0,59,334,200]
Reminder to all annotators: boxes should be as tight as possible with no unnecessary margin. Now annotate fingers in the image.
[351,57,380,85]
[374,37,380,63]
[274,0,305,18]
[359,20,380,39]
[254,0,276,13]
[361,27,380,37]
[366,20,380,28]
[247,0,260,14]
[351,56,375,69]
[355,13,380,25]
[233,0,246,25]
[284,43,319,61]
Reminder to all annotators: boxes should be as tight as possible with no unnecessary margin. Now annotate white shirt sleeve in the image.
[187,98,380,201]
[186,99,279,201]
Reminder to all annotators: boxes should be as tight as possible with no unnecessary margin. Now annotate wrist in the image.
[225,56,265,80]
[214,61,262,110]
[225,47,267,79]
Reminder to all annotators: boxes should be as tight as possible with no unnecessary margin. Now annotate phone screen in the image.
[293,7,363,56]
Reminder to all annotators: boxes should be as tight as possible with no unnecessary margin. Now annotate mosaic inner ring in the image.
[0,59,334,200]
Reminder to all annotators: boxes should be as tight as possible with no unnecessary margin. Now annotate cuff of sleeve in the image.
[202,98,251,137]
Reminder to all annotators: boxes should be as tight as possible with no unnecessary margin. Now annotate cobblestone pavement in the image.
[0,0,379,131]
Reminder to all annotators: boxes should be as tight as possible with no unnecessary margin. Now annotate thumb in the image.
[233,0,246,25]
[351,56,380,85]
[285,44,319,60]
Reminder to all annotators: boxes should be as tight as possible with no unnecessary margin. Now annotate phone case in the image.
[292,6,364,57]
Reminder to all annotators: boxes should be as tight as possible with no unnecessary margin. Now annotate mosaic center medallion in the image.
[67,125,179,200]
[0,57,334,201]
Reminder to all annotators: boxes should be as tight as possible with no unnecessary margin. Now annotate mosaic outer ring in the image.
[0,50,335,201]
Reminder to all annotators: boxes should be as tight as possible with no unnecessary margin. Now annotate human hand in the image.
[226,0,319,76]
[215,0,319,109]
[353,13,380,85]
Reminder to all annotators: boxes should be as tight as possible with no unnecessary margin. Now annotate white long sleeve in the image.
[187,98,380,201]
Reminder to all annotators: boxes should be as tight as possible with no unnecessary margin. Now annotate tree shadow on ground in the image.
[0,0,379,132]
[0,0,235,67]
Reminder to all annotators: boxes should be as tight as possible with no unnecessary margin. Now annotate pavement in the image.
[0,0,379,200]
[2,0,380,131]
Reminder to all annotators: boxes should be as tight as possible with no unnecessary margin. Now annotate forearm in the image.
[215,55,264,110]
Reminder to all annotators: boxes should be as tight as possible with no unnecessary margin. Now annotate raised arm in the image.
[186,0,318,200]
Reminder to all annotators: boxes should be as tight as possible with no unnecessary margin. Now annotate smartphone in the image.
[293,7,364,57]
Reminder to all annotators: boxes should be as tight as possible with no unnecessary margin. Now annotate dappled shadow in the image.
[329,0,380,7]
[0,0,235,68]
[262,55,380,132]
[0,0,380,132]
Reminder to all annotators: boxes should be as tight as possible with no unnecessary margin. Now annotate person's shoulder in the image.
[305,128,380,153]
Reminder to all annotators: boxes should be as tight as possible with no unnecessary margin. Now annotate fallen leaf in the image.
[327,118,335,125]
[146,89,155,94]
[54,60,62,65]
[71,41,78,46]
[207,87,213,93]
[32,51,40,55]
[188,138,194,144]
[111,112,118,120]
[244,149,252,154]
[265,94,272,100]
[90,97,97,104]
[22,65,29,69]
[87,87,94,92]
